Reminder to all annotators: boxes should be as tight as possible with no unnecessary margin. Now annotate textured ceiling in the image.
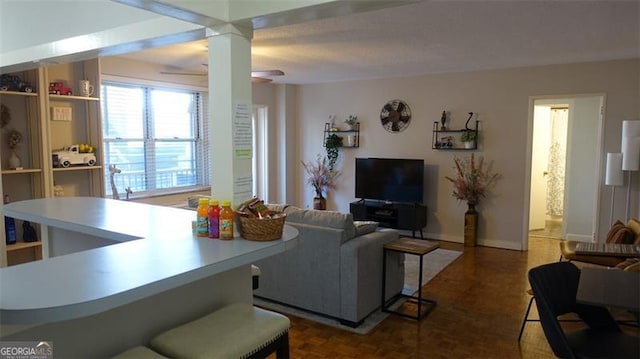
[118,1,640,84]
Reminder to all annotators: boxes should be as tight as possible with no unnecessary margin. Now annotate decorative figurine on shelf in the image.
[465,111,474,130]
[23,221,38,242]
[109,165,122,200]
[0,74,33,93]
[52,144,96,167]
[48,81,73,95]
[125,187,133,201]
[440,110,447,131]
[329,115,339,131]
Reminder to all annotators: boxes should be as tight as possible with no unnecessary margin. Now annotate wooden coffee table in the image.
[382,237,439,320]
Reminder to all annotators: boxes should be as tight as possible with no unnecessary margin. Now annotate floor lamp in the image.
[621,120,640,222]
[605,152,623,226]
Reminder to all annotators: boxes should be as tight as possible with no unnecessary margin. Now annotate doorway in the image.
[529,104,568,239]
[526,95,604,245]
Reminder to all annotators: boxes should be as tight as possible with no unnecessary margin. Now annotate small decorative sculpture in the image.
[465,112,474,131]
[23,221,38,242]
[125,187,133,201]
[440,110,447,130]
[109,164,122,200]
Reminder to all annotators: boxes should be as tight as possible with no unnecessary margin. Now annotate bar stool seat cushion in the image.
[150,303,290,359]
[111,346,169,359]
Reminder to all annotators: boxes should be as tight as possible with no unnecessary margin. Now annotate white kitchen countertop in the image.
[0,197,298,324]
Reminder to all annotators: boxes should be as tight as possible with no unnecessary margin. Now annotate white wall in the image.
[291,59,640,250]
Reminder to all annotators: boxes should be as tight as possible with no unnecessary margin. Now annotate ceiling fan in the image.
[160,68,284,83]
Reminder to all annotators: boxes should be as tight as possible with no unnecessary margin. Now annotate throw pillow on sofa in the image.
[626,218,640,244]
[605,220,635,244]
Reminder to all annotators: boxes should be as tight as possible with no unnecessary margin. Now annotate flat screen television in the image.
[355,157,424,203]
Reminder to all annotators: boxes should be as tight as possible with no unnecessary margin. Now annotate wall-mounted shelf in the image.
[323,122,360,148]
[52,165,103,172]
[49,94,100,102]
[432,120,479,150]
[1,168,43,175]
[0,90,38,97]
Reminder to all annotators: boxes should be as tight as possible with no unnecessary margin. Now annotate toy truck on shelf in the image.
[0,74,34,92]
[52,144,96,168]
[48,81,73,95]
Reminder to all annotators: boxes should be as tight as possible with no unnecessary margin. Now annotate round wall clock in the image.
[380,99,411,133]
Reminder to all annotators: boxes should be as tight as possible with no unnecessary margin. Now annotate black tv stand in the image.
[350,200,427,239]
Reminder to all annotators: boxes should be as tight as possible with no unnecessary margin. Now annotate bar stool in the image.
[150,303,290,359]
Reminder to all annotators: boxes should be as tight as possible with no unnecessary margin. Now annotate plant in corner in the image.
[302,154,340,210]
[325,133,343,171]
[445,154,500,246]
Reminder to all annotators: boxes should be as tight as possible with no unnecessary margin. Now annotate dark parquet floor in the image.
[267,237,639,358]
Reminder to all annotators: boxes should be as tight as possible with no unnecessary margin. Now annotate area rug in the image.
[253,247,462,334]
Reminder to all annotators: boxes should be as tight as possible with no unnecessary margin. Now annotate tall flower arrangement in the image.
[302,154,340,199]
[445,154,500,205]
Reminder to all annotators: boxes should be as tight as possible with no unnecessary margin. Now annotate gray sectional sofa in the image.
[253,205,405,327]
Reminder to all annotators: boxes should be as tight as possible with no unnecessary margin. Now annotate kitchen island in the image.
[0,197,298,357]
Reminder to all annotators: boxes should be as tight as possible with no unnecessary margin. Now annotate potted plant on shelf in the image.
[302,154,340,210]
[325,133,343,170]
[460,130,477,149]
[344,115,358,130]
[445,154,500,247]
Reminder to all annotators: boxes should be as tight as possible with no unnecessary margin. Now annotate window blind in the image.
[101,82,208,197]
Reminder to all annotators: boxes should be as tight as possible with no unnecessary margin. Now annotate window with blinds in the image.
[101,82,209,197]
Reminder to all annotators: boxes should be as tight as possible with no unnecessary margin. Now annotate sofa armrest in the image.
[559,241,625,267]
[339,228,404,322]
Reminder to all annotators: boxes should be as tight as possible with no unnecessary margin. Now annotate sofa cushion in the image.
[284,206,356,240]
[605,220,635,244]
[354,221,379,237]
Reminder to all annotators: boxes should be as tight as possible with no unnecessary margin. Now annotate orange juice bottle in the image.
[219,201,234,240]
[196,197,209,237]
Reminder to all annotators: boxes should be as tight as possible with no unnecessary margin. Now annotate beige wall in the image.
[102,56,640,250]
[292,59,639,250]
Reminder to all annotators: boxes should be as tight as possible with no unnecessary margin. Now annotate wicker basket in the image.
[235,211,286,241]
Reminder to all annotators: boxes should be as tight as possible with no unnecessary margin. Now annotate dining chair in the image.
[528,261,640,358]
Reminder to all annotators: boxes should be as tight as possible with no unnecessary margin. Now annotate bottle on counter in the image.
[208,199,220,239]
[4,194,16,245]
[196,197,209,237]
[219,201,234,240]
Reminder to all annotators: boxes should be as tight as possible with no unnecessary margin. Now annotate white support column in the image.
[207,24,254,206]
